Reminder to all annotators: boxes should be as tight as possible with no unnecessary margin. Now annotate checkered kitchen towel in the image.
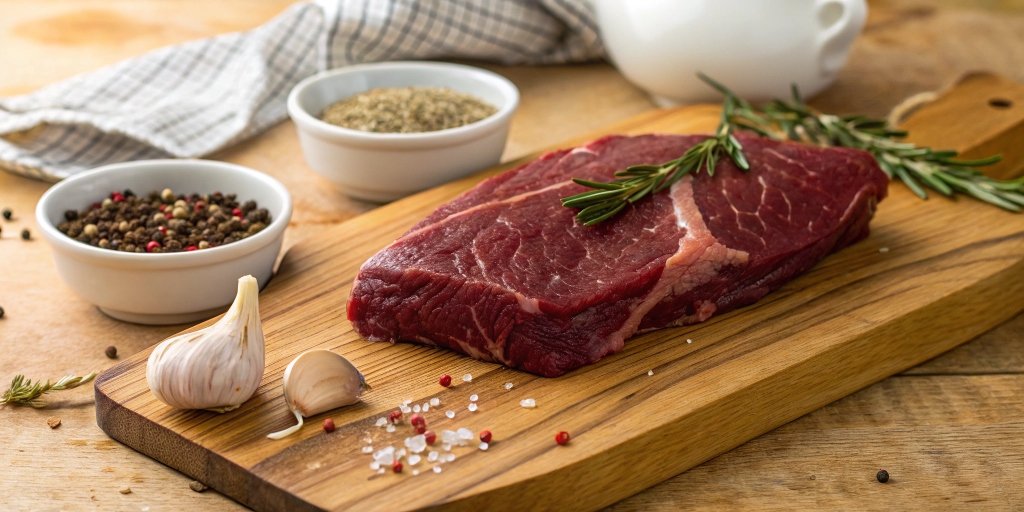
[0,0,602,181]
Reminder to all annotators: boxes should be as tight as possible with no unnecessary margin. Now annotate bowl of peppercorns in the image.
[35,159,292,325]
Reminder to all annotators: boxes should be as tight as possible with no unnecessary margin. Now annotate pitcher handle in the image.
[816,0,867,77]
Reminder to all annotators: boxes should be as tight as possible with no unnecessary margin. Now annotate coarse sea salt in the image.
[430,397,441,407]
[468,403,478,412]
[370,462,381,471]
[479,442,489,451]
[422,403,430,412]
[402,399,413,406]
[446,453,457,462]
[373,446,395,465]
[469,394,479,402]
[413,469,420,476]
[433,466,442,474]
[385,424,396,433]
[457,427,474,443]
[413,404,421,413]
[361,446,374,454]
[686,338,693,344]
[441,430,459,445]
[445,410,456,419]
[879,247,890,253]
[520,398,537,409]
[408,454,422,465]
[647,369,654,376]
[375,417,388,427]
[504,382,513,390]
[428,451,440,462]
[405,434,427,454]
[462,373,473,383]
[400,404,412,414]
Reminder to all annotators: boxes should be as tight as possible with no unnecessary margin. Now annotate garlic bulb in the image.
[267,350,367,439]
[147,275,265,413]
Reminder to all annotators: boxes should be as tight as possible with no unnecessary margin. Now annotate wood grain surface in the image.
[1,1,1024,511]
[94,73,1024,511]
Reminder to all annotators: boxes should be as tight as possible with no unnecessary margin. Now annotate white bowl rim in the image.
[35,159,293,270]
[287,61,520,144]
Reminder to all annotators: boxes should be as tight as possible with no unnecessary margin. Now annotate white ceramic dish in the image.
[594,0,867,105]
[35,160,292,325]
[287,61,519,202]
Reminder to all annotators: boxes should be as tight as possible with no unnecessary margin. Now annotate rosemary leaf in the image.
[1,372,96,408]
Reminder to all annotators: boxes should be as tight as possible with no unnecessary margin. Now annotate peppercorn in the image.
[555,431,570,445]
[410,413,425,429]
[323,418,336,433]
[0,306,5,319]
[479,430,492,443]
[105,346,118,359]
[392,461,403,473]
[20,228,30,240]
[388,410,402,424]
[424,430,437,445]
[439,374,452,387]
[876,469,890,483]
[1,207,11,220]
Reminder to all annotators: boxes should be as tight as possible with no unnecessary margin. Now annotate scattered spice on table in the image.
[0,306,5,319]
[438,374,452,387]
[105,346,118,359]
[323,418,336,433]
[56,188,270,253]
[119,487,132,495]
[46,416,61,429]
[189,481,209,493]
[555,431,571,445]
[1,372,96,407]
[876,469,890,483]
[321,87,497,133]
[2,207,11,220]
[20,228,30,240]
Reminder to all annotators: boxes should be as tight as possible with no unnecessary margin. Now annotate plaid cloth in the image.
[0,0,602,181]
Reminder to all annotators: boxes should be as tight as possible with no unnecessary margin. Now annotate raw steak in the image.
[347,134,888,377]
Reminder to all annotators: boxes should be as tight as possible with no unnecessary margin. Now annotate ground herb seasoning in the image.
[321,87,497,133]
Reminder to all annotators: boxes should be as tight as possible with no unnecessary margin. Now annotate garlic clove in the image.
[267,350,366,439]
[146,275,265,412]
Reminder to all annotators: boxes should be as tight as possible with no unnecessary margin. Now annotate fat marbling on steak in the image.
[347,134,889,377]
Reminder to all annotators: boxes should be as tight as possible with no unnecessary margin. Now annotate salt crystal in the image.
[468,403,478,412]
[370,462,381,471]
[405,434,427,454]
[504,382,513,390]
[361,446,374,454]
[413,469,420,476]
[469,394,479,402]
[373,446,395,465]
[413,404,421,413]
[433,466,442,474]
[446,453,457,462]
[879,247,890,253]
[441,430,459,445]
[377,468,386,475]
[442,443,452,452]
[362,434,373,444]
[400,404,412,414]
[402,399,413,406]
[375,417,388,427]
[686,338,693,344]
[457,427,474,442]
[520,398,537,409]
[428,451,440,462]
[423,404,430,412]
[386,424,396,433]
[430,397,441,407]
[462,373,473,383]
[647,369,654,376]
[408,454,422,465]
[479,442,489,451]
[445,410,456,419]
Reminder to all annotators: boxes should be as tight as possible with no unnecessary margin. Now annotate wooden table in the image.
[1,1,1022,510]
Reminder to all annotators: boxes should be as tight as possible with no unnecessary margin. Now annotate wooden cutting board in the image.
[95,73,1024,511]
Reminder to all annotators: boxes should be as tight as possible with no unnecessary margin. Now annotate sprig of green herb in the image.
[563,74,1023,224]
[1,372,96,408]
[560,90,750,225]
[703,75,1024,212]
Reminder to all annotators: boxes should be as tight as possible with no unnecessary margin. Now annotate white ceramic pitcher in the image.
[594,0,867,105]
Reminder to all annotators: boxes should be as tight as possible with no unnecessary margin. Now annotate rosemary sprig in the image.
[701,76,1024,212]
[1,372,96,408]
[561,89,750,225]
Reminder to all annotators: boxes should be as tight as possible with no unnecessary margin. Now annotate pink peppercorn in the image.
[145,240,160,252]
[439,374,452,387]
[185,245,198,251]
[555,431,570,445]
[424,430,437,445]
[479,430,492,443]
[388,410,402,424]
[392,461,403,473]
[322,418,335,433]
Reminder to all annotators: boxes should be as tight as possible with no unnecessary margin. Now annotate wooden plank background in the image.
[1,0,1023,510]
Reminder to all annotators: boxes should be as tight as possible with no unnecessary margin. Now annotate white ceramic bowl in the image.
[35,160,292,325]
[287,61,519,202]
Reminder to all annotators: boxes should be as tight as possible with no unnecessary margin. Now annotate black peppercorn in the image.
[2,207,11,220]
[876,469,889,483]
[105,346,118,359]
[0,305,5,319]
[20,228,30,240]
